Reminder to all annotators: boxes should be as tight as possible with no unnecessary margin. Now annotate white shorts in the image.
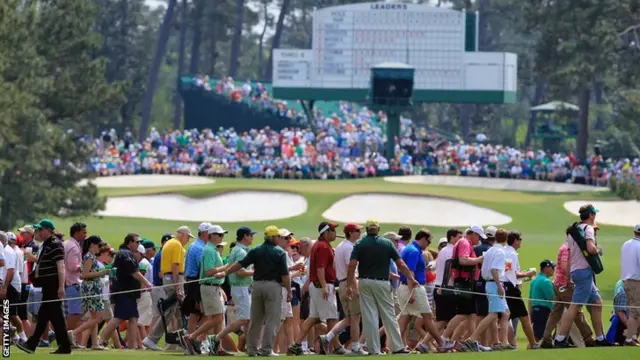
[137,291,153,326]
[231,286,251,321]
[281,287,293,320]
[397,284,432,317]
[309,284,338,322]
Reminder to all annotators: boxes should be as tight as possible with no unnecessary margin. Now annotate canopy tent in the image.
[531,101,580,112]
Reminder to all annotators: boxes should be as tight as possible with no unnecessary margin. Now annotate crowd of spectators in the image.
[86,77,640,185]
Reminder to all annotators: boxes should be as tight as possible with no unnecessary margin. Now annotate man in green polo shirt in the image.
[529,260,556,341]
[208,226,257,355]
[182,224,228,354]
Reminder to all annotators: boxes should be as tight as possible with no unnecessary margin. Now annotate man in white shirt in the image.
[620,225,640,345]
[433,229,463,331]
[1,232,28,342]
[321,223,366,355]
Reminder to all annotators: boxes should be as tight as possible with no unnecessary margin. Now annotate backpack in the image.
[568,222,604,275]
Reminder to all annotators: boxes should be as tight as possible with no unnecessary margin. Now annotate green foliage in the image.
[608,176,640,201]
[0,0,120,229]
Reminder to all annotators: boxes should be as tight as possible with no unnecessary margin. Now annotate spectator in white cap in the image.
[437,238,448,251]
[182,224,228,354]
[135,243,153,347]
[183,222,211,334]
[2,232,27,344]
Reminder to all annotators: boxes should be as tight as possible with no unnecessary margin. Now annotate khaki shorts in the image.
[102,299,113,320]
[309,284,338,322]
[624,280,640,317]
[281,287,293,320]
[397,285,432,316]
[338,282,361,317]
[137,291,153,326]
[200,285,225,316]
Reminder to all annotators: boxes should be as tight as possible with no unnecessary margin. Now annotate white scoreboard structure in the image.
[272,2,517,104]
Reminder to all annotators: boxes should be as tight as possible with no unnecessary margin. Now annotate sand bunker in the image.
[79,175,215,188]
[322,194,512,227]
[564,200,640,227]
[98,191,307,222]
[384,175,608,193]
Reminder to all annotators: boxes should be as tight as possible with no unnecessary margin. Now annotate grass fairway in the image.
[36,177,628,349]
[7,346,639,359]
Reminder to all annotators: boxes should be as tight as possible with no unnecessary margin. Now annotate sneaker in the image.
[553,339,571,348]
[491,344,503,351]
[16,341,35,354]
[529,343,541,350]
[453,341,469,352]
[319,335,331,355]
[623,340,639,346]
[91,345,107,351]
[334,347,350,355]
[439,340,455,352]
[478,344,493,352]
[38,340,50,348]
[259,352,279,357]
[142,338,162,351]
[417,343,430,353]
[288,343,304,356]
[350,347,368,355]
[540,340,553,349]
[208,334,220,356]
[595,339,615,347]
[464,340,480,352]
[392,348,411,354]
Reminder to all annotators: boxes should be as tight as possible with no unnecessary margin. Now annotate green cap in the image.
[33,223,42,230]
[142,240,156,250]
[37,219,55,230]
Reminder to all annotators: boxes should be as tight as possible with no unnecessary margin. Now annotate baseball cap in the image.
[160,234,173,243]
[578,204,599,215]
[634,224,640,233]
[280,229,294,237]
[18,225,35,234]
[142,240,156,249]
[438,238,448,246]
[37,219,56,231]
[176,226,195,238]
[485,226,497,238]
[217,242,227,247]
[365,219,380,228]
[383,232,402,241]
[199,222,213,233]
[344,223,362,233]
[236,226,257,239]
[207,224,228,235]
[289,237,300,247]
[137,244,146,254]
[265,225,281,237]
[468,225,487,240]
[6,232,17,243]
[318,222,338,234]
[540,259,556,270]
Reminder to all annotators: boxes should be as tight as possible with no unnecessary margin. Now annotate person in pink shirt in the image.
[443,226,485,342]
[540,242,594,347]
[63,222,87,330]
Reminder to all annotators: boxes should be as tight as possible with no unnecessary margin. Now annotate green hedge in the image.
[608,176,640,200]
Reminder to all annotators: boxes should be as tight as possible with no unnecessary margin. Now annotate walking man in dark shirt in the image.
[17,219,72,354]
[219,225,291,357]
[347,219,418,355]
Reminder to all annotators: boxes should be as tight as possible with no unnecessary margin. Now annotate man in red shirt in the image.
[289,222,340,355]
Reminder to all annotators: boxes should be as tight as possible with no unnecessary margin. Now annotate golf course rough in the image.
[98,191,308,222]
[322,193,512,227]
[385,175,609,193]
[564,200,640,227]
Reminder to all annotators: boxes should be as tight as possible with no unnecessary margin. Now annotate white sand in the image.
[322,194,512,227]
[384,175,608,193]
[564,200,640,227]
[98,191,308,222]
[79,175,215,188]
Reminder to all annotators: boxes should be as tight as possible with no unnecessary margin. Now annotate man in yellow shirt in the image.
[143,226,194,351]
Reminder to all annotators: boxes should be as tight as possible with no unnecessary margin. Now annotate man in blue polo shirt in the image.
[397,229,454,353]
[183,223,210,333]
